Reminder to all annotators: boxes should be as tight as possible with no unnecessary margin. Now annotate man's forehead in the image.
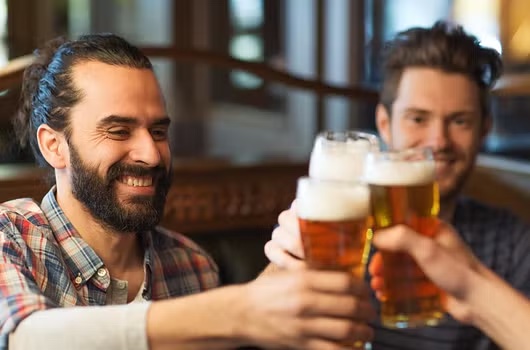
[68,61,167,125]
[71,61,155,86]
[393,67,481,113]
[72,60,119,79]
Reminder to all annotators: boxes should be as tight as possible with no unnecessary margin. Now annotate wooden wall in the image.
[464,155,530,223]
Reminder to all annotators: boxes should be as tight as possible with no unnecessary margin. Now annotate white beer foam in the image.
[309,152,366,182]
[345,138,373,152]
[363,160,434,186]
[309,139,372,182]
[297,180,371,221]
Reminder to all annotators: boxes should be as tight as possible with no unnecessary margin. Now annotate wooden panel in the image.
[0,165,49,203]
[162,160,305,233]
[463,155,530,223]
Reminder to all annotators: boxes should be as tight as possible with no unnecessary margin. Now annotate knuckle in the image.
[290,321,306,338]
[341,274,356,291]
[289,293,312,316]
[337,321,357,339]
[271,226,283,240]
[263,240,276,259]
[348,297,360,312]
[419,240,439,264]
[278,209,290,224]
[395,224,410,237]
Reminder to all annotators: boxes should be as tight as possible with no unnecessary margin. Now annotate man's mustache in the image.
[433,149,457,162]
[106,163,168,184]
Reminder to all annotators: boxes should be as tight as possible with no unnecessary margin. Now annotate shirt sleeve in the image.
[0,223,57,337]
[8,303,150,350]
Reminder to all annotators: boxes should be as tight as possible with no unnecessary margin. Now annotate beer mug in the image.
[309,130,380,182]
[296,177,372,278]
[296,177,372,349]
[363,147,444,328]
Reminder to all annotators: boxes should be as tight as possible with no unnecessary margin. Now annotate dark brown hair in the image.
[380,21,503,117]
[13,33,153,168]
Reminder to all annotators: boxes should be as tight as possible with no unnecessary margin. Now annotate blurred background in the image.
[1,0,530,164]
[0,0,528,284]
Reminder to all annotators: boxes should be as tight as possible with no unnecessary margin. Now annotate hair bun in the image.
[33,36,69,69]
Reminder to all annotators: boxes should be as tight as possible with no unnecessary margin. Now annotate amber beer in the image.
[296,177,372,278]
[364,148,444,328]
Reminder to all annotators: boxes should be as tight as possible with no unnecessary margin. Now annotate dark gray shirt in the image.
[370,197,530,350]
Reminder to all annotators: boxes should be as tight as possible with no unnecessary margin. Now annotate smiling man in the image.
[375,25,499,220]
[265,21,530,350]
[0,34,376,350]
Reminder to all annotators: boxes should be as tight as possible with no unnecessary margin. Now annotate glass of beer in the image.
[309,130,380,182]
[363,147,444,328]
[296,177,372,279]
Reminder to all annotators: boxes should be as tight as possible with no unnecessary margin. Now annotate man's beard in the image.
[69,145,171,233]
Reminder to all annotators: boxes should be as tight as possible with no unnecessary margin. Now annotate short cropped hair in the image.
[380,21,503,117]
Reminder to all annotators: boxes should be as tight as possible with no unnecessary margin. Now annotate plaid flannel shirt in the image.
[0,188,220,344]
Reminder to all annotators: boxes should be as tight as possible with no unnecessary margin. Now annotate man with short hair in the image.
[0,34,375,350]
[265,21,530,349]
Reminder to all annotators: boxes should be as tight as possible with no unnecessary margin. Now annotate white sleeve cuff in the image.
[8,302,151,350]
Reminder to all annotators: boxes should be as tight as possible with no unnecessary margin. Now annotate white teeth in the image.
[120,176,153,187]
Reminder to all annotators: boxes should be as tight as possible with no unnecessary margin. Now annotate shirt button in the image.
[74,276,83,285]
[97,268,107,277]
[117,281,126,289]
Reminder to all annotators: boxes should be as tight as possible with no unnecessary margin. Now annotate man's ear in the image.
[376,103,392,146]
[37,124,68,169]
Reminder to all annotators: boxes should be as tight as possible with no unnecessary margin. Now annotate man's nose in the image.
[129,131,161,167]
[426,121,451,151]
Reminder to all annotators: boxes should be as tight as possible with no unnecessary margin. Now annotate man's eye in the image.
[106,128,130,140]
[408,116,426,124]
[151,128,168,141]
[452,118,471,127]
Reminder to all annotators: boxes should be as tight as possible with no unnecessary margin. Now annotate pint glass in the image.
[363,148,444,328]
[296,177,372,278]
[309,130,380,182]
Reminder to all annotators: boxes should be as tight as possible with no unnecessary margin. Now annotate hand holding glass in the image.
[363,147,444,328]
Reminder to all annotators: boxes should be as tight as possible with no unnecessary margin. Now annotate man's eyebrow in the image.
[402,107,477,117]
[152,117,171,126]
[97,115,171,127]
[447,111,477,118]
[402,107,431,115]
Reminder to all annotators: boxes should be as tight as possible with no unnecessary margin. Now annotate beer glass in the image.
[309,130,380,182]
[296,177,372,279]
[297,177,372,348]
[363,147,444,328]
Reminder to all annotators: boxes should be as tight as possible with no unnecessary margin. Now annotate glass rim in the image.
[316,130,380,145]
[365,146,434,161]
[297,175,367,187]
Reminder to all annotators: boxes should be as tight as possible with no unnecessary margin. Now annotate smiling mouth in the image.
[118,175,153,187]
